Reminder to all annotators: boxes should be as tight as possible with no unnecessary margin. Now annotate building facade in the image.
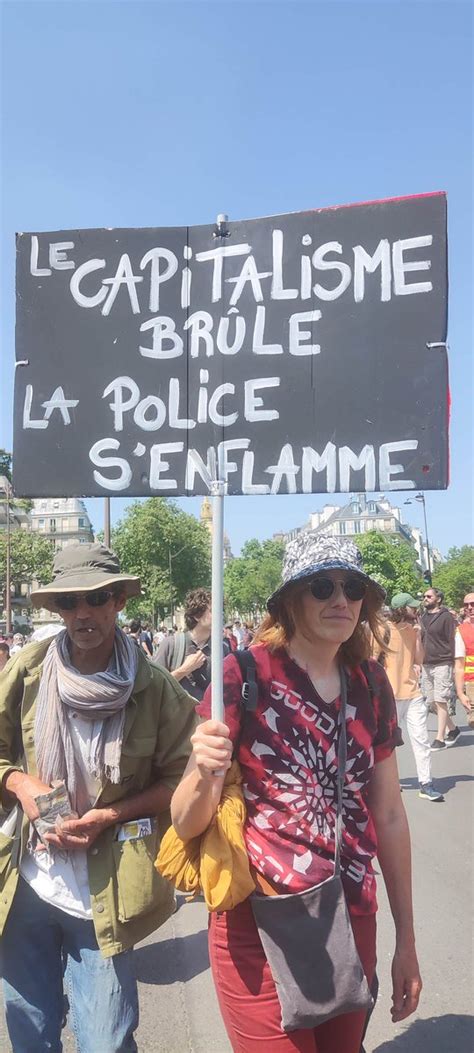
[273,494,440,573]
[29,499,94,624]
[30,498,94,552]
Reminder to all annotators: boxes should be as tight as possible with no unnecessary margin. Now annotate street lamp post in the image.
[0,476,12,634]
[404,491,432,579]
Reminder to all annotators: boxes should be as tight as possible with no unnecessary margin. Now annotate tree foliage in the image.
[224,538,285,618]
[0,449,32,512]
[432,546,474,608]
[111,498,211,623]
[0,530,54,604]
[355,531,422,603]
[0,449,12,484]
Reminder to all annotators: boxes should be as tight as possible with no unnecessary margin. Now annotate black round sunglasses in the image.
[54,589,116,612]
[309,577,367,602]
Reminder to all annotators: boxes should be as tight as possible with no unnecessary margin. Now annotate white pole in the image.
[210,479,225,721]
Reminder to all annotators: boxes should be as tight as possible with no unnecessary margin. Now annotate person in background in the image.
[383,594,444,802]
[0,642,10,672]
[155,589,229,702]
[9,634,24,656]
[0,543,196,1052]
[454,592,474,729]
[223,624,238,652]
[141,622,154,656]
[233,619,245,650]
[128,619,153,657]
[242,622,254,648]
[420,588,459,751]
[171,534,421,1053]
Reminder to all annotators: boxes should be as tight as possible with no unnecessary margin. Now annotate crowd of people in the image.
[0,537,472,1053]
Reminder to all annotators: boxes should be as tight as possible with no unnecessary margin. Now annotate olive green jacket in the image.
[0,638,197,957]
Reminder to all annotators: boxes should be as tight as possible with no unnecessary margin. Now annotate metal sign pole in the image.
[104,497,111,548]
[210,479,225,722]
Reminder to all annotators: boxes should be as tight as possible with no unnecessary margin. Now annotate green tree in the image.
[0,449,12,484]
[432,546,474,608]
[356,531,422,604]
[0,530,54,608]
[0,450,33,512]
[111,498,211,624]
[224,538,285,618]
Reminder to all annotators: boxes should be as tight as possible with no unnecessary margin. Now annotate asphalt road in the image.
[1,709,472,1052]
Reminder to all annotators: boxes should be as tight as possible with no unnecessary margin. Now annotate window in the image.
[368,502,376,513]
[50,518,56,533]
[345,520,354,533]
[38,518,45,528]
[353,521,362,534]
[352,503,361,515]
[339,522,346,535]
[78,517,86,528]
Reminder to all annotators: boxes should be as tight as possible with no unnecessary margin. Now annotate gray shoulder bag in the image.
[250,667,374,1032]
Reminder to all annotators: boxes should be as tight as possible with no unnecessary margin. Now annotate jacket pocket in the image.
[112,828,168,923]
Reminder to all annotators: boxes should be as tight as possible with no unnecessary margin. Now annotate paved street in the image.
[1,709,472,1052]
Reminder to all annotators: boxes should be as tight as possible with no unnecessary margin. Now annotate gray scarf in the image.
[35,626,138,814]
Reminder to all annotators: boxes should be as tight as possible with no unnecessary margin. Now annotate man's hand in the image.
[458,692,472,713]
[391,943,422,1022]
[179,650,207,676]
[4,771,53,822]
[44,808,113,851]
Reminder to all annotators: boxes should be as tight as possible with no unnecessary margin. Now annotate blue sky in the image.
[1,0,472,556]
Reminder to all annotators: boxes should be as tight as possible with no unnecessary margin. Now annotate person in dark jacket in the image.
[420,587,459,751]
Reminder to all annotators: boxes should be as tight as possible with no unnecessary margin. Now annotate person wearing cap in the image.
[454,591,474,729]
[420,586,460,750]
[0,543,197,1053]
[381,594,444,802]
[171,533,421,1053]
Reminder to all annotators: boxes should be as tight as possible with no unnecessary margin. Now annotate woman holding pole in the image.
[171,534,422,1053]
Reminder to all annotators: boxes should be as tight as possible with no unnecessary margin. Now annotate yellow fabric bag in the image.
[155,759,255,911]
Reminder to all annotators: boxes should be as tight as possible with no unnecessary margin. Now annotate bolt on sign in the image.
[13,192,448,498]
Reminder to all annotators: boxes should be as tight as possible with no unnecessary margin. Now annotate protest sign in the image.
[13,192,448,497]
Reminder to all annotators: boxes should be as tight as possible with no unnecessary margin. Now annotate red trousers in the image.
[209,898,377,1053]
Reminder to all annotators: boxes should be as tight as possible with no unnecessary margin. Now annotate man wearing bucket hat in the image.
[0,543,197,1053]
[172,533,421,1053]
[380,594,444,802]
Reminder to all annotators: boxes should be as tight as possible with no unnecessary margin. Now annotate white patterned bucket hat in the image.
[267,532,386,612]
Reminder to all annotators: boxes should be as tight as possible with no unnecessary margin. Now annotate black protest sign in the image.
[14,192,448,498]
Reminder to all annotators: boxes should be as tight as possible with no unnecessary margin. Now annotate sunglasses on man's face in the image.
[309,577,367,602]
[464,602,474,609]
[54,589,116,612]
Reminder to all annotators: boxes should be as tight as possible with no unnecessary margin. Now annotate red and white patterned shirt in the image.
[197,644,401,915]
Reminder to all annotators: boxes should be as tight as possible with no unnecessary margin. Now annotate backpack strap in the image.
[234,648,258,713]
[170,631,187,672]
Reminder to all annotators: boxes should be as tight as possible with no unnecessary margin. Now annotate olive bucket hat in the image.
[30,543,141,611]
[267,532,386,612]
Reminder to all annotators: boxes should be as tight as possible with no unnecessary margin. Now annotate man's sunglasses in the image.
[54,589,116,612]
[309,577,367,602]
[464,601,474,609]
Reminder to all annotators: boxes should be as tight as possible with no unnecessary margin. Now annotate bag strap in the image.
[171,631,187,672]
[234,648,258,713]
[334,667,348,878]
